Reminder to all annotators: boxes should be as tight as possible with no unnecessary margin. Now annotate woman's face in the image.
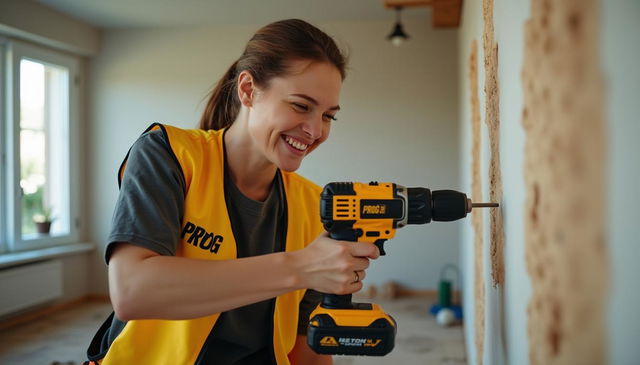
[246,60,342,172]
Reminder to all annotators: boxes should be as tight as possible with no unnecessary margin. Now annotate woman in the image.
[85,19,379,365]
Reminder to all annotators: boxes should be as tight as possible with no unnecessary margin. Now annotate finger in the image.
[355,270,366,282]
[343,270,362,285]
[335,272,361,294]
[352,257,370,271]
[351,280,364,292]
[338,280,363,295]
[347,242,380,259]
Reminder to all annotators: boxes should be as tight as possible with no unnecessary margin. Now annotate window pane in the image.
[20,58,70,239]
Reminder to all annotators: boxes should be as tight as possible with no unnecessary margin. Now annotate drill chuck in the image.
[407,188,497,224]
[431,190,471,222]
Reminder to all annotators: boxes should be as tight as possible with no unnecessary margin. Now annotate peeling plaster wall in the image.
[522,0,607,363]
[482,0,505,288]
[459,1,527,364]
[468,40,485,365]
[459,0,639,364]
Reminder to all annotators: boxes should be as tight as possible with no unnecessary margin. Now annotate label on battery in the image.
[319,336,383,348]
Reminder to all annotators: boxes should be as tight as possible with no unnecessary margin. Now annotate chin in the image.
[275,155,304,172]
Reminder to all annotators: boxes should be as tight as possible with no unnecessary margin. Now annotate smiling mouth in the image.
[283,135,309,151]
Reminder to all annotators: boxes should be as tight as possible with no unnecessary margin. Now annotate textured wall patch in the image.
[469,39,485,365]
[483,0,505,287]
[522,0,607,364]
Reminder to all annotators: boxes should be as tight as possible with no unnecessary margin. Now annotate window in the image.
[2,39,80,252]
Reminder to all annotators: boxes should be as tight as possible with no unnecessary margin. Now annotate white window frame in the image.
[0,37,7,254]
[3,39,80,252]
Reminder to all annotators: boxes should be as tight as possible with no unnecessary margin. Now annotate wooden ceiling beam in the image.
[384,0,433,8]
[383,0,462,28]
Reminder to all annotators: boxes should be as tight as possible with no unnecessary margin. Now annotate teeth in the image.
[285,136,308,151]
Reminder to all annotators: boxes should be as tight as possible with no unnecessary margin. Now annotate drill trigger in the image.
[374,239,387,256]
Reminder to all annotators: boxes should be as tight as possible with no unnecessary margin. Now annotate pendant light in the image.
[387,7,409,46]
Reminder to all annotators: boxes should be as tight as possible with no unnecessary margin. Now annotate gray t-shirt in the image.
[103,129,322,364]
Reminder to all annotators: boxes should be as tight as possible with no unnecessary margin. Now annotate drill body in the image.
[307,181,480,356]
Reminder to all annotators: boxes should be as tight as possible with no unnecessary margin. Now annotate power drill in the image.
[307,181,498,356]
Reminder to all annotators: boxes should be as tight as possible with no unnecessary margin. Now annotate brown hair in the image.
[198,19,347,130]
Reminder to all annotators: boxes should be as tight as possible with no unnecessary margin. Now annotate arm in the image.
[110,243,298,320]
[109,234,379,321]
[289,335,332,365]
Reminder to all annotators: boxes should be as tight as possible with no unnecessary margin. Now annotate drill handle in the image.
[328,229,358,241]
[319,231,370,310]
[327,231,388,256]
[322,293,355,309]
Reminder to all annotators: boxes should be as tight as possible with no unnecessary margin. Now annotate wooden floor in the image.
[0,296,465,365]
[0,299,112,364]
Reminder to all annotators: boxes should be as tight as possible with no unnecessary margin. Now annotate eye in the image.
[291,102,309,112]
[323,114,338,122]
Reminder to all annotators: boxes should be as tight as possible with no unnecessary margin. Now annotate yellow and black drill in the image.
[307,181,498,356]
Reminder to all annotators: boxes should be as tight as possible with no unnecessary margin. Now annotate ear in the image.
[236,70,255,107]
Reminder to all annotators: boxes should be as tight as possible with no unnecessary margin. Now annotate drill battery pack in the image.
[307,302,397,356]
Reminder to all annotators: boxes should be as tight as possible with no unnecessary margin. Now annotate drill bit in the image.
[472,202,499,208]
[465,199,499,213]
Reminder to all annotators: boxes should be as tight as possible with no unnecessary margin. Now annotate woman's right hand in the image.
[291,232,380,294]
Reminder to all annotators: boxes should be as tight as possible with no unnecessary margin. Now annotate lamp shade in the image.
[387,22,409,46]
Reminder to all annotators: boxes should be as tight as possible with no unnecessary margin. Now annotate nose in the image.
[302,115,323,140]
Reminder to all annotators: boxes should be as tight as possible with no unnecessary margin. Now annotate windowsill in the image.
[0,242,95,269]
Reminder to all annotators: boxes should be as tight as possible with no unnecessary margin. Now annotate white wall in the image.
[603,1,640,364]
[87,19,460,294]
[457,0,482,362]
[458,0,640,364]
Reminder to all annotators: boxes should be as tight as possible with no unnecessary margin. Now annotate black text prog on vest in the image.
[181,222,224,253]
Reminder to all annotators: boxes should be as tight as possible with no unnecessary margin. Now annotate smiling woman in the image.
[85,19,384,365]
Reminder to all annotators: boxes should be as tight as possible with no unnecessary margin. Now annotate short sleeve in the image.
[105,130,186,263]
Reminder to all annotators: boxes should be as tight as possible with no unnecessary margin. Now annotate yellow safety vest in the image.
[99,123,323,364]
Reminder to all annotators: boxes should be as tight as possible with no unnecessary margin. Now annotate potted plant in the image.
[33,207,55,234]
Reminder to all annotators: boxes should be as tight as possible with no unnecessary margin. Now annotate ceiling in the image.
[35,0,430,29]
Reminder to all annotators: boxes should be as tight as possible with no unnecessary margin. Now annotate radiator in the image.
[0,260,63,317]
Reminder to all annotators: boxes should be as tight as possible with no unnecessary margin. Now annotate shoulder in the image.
[118,126,186,189]
[128,123,216,163]
[124,128,176,166]
[143,123,224,163]
[131,127,172,151]
[151,123,221,147]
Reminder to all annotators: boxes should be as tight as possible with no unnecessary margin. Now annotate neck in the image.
[223,113,277,202]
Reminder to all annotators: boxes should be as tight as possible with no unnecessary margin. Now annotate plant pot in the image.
[35,221,52,234]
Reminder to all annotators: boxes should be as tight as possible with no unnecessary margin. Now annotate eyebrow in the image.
[291,93,340,111]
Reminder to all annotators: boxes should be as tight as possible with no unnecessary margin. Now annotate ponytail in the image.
[198,60,240,130]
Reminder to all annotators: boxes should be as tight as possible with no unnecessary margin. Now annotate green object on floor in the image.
[439,279,452,307]
[430,264,463,320]
[438,264,459,307]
